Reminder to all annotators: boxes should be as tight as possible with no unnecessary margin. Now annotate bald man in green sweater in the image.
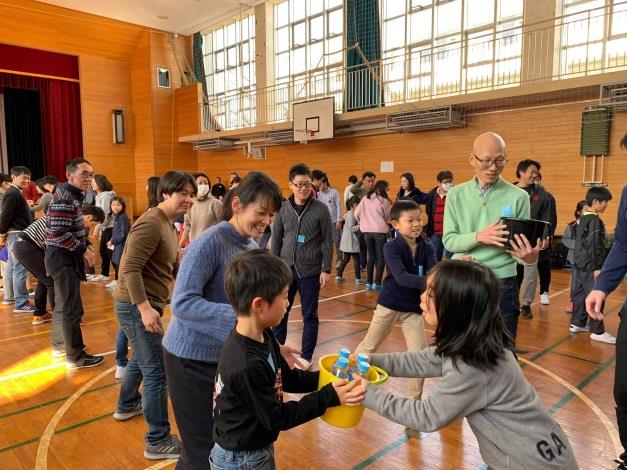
[443,132,541,343]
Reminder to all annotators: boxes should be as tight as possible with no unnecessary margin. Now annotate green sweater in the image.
[443,177,530,279]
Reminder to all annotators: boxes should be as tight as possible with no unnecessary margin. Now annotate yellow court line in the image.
[519,357,621,456]
[35,366,115,470]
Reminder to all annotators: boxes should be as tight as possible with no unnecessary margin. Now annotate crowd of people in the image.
[0,130,625,470]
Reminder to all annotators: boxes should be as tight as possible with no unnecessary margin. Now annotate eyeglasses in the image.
[77,171,94,179]
[291,181,312,189]
[472,154,508,169]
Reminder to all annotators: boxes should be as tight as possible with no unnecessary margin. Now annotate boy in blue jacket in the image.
[355,200,437,420]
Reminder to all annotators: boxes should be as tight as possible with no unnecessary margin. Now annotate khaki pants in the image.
[355,304,426,399]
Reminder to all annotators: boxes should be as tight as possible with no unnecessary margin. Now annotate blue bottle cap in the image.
[357,353,368,362]
[336,357,349,368]
[339,348,351,358]
[357,361,370,373]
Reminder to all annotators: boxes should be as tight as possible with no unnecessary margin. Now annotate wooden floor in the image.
[0,267,624,469]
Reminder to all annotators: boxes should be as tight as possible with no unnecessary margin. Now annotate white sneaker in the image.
[88,274,109,282]
[115,365,127,379]
[569,324,590,333]
[590,332,616,344]
[295,357,312,370]
[540,292,550,305]
[86,274,96,280]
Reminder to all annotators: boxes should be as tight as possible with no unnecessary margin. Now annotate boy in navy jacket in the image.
[355,200,437,423]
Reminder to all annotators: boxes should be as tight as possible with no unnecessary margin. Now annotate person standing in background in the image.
[317,174,343,268]
[90,174,115,282]
[424,170,454,261]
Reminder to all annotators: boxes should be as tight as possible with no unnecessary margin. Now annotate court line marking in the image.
[0,349,117,383]
[519,357,621,456]
[35,366,115,470]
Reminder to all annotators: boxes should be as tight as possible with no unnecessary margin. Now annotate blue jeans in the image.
[4,233,29,307]
[429,235,452,261]
[115,328,128,367]
[272,267,321,361]
[499,276,520,343]
[210,443,275,470]
[115,300,170,445]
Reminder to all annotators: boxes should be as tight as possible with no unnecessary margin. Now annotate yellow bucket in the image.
[317,354,388,428]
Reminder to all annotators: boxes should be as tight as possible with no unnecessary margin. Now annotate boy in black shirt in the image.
[211,250,364,469]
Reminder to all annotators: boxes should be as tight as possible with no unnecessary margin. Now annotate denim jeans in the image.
[115,328,128,367]
[4,233,29,307]
[272,267,321,361]
[429,234,452,261]
[13,238,55,315]
[210,443,275,470]
[115,300,170,445]
[499,276,520,343]
[51,265,85,361]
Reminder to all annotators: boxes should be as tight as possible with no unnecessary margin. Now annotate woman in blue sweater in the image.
[162,172,284,470]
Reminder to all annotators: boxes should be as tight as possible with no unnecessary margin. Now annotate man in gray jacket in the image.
[271,163,333,370]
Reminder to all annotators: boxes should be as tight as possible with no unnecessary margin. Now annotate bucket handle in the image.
[370,365,388,385]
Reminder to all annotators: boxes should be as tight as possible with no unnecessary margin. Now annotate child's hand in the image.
[332,378,366,406]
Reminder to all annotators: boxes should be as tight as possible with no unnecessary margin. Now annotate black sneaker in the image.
[144,435,182,460]
[615,460,627,470]
[520,305,533,319]
[66,353,104,369]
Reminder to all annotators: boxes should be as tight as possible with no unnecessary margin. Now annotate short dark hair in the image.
[147,176,161,207]
[158,171,197,198]
[223,171,284,221]
[585,186,612,206]
[289,163,311,180]
[193,172,211,186]
[436,170,454,182]
[311,169,325,181]
[42,175,59,186]
[111,195,127,214]
[428,260,512,369]
[93,174,113,192]
[346,195,361,212]
[348,175,358,184]
[66,158,91,173]
[83,204,105,223]
[10,166,31,177]
[515,159,541,178]
[390,199,420,221]
[362,171,376,180]
[224,249,292,315]
[0,173,11,185]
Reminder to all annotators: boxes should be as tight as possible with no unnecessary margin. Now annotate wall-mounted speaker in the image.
[112,109,125,144]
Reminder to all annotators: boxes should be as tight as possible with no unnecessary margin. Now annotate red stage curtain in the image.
[0,72,83,180]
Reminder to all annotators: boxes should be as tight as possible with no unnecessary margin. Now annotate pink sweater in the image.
[354,195,390,233]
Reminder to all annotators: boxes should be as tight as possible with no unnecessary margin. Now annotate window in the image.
[558,0,627,76]
[273,0,344,121]
[381,0,523,102]
[203,15,256,129]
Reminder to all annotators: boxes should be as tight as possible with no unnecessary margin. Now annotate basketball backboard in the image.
[293,97,334,143]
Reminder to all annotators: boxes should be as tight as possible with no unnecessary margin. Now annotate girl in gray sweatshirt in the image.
[360,260,578,470]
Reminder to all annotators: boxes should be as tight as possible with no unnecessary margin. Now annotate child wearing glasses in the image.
[270,163,334,371]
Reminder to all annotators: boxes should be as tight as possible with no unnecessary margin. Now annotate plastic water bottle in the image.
[350,353,368,379]
[332,356,351,379]
[338,348,351,361]
[353,361,371,381]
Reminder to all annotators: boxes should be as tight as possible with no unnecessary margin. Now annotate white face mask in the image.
[197,184,210,198]
[441,182,453,192]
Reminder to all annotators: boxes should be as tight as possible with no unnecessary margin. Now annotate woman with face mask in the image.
[178,173,224,253]
[424,170,455,261]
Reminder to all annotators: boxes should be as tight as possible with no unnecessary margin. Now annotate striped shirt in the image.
[22,217,47,250]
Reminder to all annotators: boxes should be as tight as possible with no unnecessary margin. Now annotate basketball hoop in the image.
[294,128,317,144]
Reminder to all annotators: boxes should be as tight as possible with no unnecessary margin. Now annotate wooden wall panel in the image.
[198,102,627,230]
[0,0,144,62]
[130,32,154,214]
[175,84,202,137]
[79,55,135,210]
[150,33,197,177]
